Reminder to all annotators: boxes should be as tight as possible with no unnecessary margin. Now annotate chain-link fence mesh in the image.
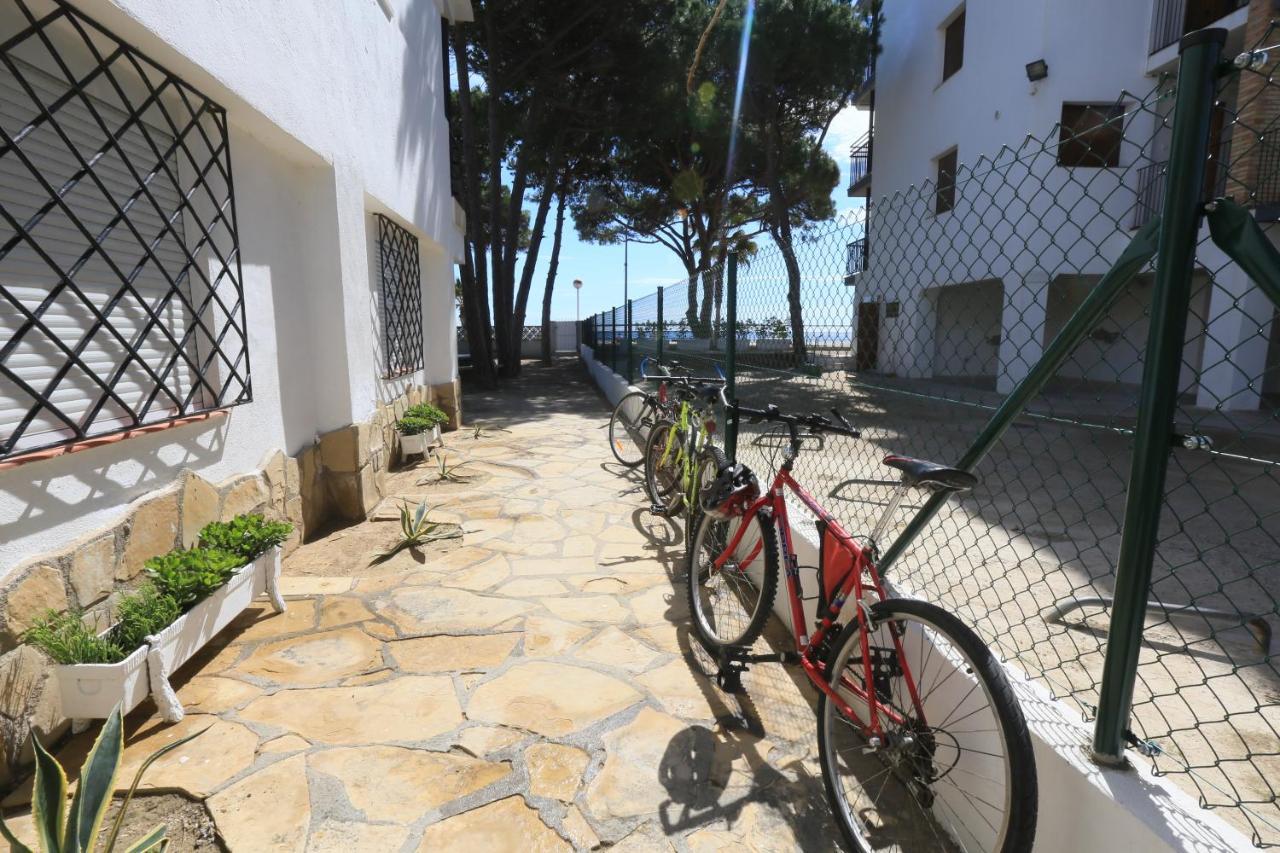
[580,38,1280,843]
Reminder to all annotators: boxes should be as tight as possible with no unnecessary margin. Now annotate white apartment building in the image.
[849,0,1279,410]
[0,0,468,779]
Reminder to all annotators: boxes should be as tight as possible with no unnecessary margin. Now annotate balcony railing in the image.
[848,131,872,194]
[844,237,868,284]
[1149,0,1247,55]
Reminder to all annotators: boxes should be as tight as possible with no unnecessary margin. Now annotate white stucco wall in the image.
[0,0,464,572]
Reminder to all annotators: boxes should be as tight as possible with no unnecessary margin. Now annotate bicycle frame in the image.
[656,397,713,504]
[712,466,928,737]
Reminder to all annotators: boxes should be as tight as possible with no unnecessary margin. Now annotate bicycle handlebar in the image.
[734,402,861,439]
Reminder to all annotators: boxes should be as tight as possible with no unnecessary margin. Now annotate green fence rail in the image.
[583,25,1280,845]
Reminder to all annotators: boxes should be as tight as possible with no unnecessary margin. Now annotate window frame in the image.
[374,213,425,380]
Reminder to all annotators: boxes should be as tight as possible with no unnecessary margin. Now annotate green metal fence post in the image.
[725,253,739,460]
[656,287,664,366]
[626,299,634,383]
[611,306,618,374]
[1092,27,1225,765]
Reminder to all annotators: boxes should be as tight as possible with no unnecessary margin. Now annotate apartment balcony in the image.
[853,56,875,109]
[844,236,868,284]
[847,131,872,197]
[1149,0,1247,55]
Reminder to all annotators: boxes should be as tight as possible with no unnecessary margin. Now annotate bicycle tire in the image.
[817,598,1037,853]
[644,419,683,514]
[686,506,780,654]
[685,444,728,550]
[608,391,654,467]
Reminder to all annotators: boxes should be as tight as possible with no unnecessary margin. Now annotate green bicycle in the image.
[643,372,727,537]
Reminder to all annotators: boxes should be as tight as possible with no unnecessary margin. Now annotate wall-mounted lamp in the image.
[1025,59,1049,83]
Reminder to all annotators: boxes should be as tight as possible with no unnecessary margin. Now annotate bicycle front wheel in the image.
[608,391,654,467]
[817,598,1037,853]
[643,420,683,515]
[686,508,779,653]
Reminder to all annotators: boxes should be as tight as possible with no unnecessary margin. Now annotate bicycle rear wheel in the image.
[643,420,683,514]
[817,598,1037,853]
[608,391,654,467]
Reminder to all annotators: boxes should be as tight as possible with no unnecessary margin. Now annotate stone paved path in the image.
[6,359,840,852]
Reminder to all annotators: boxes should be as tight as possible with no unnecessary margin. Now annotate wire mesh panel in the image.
[592,62,1280,842]
[375,213,423,379]
[0,0,249,460]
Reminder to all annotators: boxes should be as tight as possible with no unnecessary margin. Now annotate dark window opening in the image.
[376,214,424,379]
[936,148,958,215]
[942,9,965,82]
[1058,103,1125,168]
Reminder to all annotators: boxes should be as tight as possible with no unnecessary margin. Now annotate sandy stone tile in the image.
[511,515,566,543]
[467,662,641,736]
[494,578,567,597]
[565,572,668,595]
[341,669,396,687]
[610,821,677,852]
[232,627,382,686]
[259,733,310,755]
[524,742,590,801]
[487,540,558,557]
[562,512,608,536]
[575,626,663,673]
[308,820,408,852]
[417,795,569,852]
[239,676,462,744]
[278,576,354,596]
[562,535,597,558]
[377,586,533,633]
[457,725,525,757]
[310,745,511,822]
[584,707,689,821]
[562,804,600,849]
[441,554,510,591]
[510,555,598,576]
[225,600,317,644]
[540,595,631,624]
[316,596,375,629]
[684,800,804,852]
[208,754,309,852]
[637,659,717,721]
[627,585,689,625]
[389,632,520,672]
[174,676,261,714]
[118,716,257,798]
[523,616,593,657]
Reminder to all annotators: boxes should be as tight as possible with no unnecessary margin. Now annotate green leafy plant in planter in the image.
[0,703,206,852]
[396,402,449,436]
[197,514,292,562]
[109,584,181,654]
[370,500,461,565]
[143,549,243,608]
[23,612,124,666]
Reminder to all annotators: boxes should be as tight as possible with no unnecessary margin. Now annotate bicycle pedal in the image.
[647,503,672,517]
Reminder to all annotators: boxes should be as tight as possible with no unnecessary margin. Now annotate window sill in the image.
[0,409,230,472]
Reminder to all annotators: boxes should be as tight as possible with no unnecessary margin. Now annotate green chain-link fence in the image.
[582,28,1280,844]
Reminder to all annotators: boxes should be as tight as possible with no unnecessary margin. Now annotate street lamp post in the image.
[573,278,583,349]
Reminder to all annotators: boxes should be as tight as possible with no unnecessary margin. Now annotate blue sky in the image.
[513,104,871,322]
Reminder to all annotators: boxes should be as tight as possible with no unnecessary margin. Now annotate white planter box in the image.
[55,547,285,724]
[398,424,442,459]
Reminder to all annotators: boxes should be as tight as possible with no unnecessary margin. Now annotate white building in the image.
[0,0,468,778]
[850,0,1279,410]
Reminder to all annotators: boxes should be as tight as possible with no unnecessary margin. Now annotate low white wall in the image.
[577,353,1254,853]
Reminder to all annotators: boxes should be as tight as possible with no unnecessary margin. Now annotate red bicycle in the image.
[687,401,1037,852]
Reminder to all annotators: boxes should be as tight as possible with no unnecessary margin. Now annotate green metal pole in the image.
[1206,198,1280,312]
[656,287,665,366]
[626,299,634,383]
[611,307,618,374]
[877,215,1162,572]
[725,253,739,461]
[1093,27,1224,764]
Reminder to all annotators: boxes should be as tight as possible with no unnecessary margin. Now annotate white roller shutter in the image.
[0,57,198,455]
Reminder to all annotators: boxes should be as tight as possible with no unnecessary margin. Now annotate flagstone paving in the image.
[4,359,839,851]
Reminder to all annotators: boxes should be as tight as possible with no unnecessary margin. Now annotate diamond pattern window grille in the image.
[375,213,423,379]
[0,0,250,461]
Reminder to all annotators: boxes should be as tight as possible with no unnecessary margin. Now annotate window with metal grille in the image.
[942,7,964,82]
[0,0,249,461]
[375,213,423,378]
[1058,103,1125,168]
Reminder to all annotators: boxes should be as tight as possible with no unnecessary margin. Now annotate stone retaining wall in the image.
[0,380,462,788]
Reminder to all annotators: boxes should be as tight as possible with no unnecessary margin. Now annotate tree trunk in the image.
[541,184,567,364]
[452,24,496,387]
[765,132,807,362]
[485,13,509,377]
[507,167,557,375]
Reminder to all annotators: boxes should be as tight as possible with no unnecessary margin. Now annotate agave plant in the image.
[470,422,510,440]
[370,500,462,565]
[0,705,206,852]
[416,455,473,486]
